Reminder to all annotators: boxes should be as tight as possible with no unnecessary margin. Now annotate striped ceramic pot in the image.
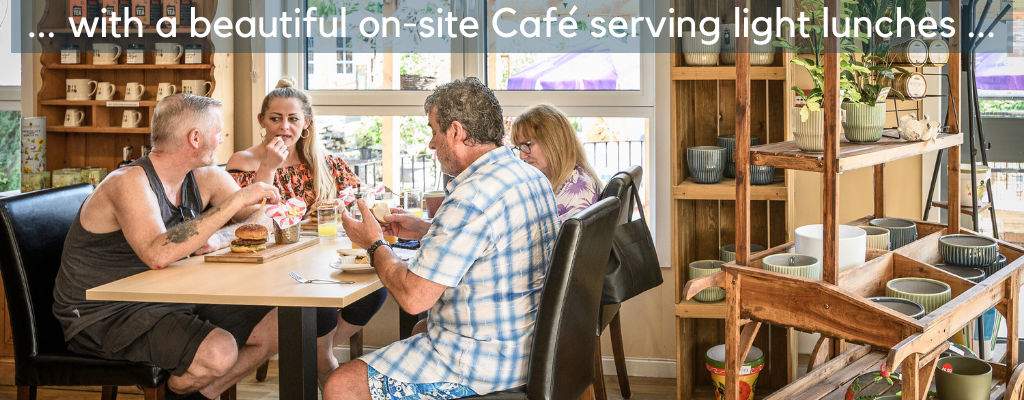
[935,264,986,284]
[750,38,777,66]
[841,102,887,143]
[870,218,917,249]
[717,134,760,178]
[750,165,777,186]
[687,146,726,184]
[982,254,1007,278]
[886,277,952,314]
[720,243,766,263]
[859,226,891,251]
[681,31,721,66]
[689,260,726,302]
[793,107,825,153]
[938,234,999,268]
[762,254,822,280]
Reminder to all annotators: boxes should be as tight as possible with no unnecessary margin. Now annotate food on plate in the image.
[371,202,391,224]
[231,224,268,253]
[337,248,370,264]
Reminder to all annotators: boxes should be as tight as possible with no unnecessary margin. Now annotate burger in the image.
[371,202,391,224]
[231,224,268,253]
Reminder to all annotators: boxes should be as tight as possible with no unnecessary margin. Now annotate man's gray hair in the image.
[423,77,504,147]
[150,94,223,148]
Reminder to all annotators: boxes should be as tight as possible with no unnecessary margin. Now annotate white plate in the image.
[329,260,376,273]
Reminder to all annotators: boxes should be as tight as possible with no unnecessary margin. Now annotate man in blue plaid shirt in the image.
[328,77,560,400]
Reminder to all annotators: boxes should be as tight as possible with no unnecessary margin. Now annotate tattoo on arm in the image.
[162,206,222,246]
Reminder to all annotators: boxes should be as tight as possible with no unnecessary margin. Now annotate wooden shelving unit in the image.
[679,0,1024,398]
[34,0,224,173]
[671,0,797,398]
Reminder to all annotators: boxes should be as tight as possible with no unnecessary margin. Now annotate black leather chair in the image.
[0,184,169,400]
[465,197,621,400]
[593,165,644,400]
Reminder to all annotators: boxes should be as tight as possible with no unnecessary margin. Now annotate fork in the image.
[288,271,353,284]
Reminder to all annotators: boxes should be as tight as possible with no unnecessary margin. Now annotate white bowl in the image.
[794,224,868,272]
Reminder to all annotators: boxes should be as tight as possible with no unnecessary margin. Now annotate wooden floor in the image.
[0,361,675,400]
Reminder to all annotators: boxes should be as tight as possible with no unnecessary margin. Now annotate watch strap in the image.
[367,239,390,266]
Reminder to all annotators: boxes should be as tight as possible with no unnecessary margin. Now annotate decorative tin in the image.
[52,169,85,187]
[20,117,46,173]
[20,172,51,193]
[184,44,202,64]
[83,167,108,186]
[60,45,81,64]
[126,44,145,64]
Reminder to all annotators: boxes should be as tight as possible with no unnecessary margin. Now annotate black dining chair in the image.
[593,165,644,400]
[0,184,239,400]
[464,197,621,400]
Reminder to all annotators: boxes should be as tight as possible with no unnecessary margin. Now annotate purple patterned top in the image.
[556,165,602,224]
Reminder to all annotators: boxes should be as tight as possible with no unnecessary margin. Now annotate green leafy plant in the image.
[842,0,926,106]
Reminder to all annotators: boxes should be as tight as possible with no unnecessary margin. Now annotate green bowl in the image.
[939,234,999,268]
[935,263,986,284]
[886,277,952,314]
[935,356,993,400]
[689,260,726,303]
[869,296,926,320]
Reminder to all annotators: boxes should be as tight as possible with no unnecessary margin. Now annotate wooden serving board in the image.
[204,235,318,263]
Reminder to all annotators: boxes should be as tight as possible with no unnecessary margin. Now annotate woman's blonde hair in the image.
[259,77,336,204]
[510,103,602,193]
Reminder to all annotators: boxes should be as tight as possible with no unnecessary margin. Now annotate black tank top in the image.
[53,156,204,345]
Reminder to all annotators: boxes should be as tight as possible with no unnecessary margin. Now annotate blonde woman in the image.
[510,103,603,223]
[226,77,386,389]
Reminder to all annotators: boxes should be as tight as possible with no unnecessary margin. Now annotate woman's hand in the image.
[382,208,431,241]
[255,137,288,184]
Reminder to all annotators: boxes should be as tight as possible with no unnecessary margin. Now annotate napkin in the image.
[265,198,307,229]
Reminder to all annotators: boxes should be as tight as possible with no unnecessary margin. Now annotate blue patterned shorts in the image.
[367,365,477,400]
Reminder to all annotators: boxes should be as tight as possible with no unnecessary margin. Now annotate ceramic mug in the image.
[64,108,85,127]
[66,79,98,100]
[424,190,446,218]
[157,83,177,101]
[124,82,146,101]
[96,82,116,101]
[122,110,143,128]
[155,43,184,64]
[182,80,213,96]
[92,43,122,65]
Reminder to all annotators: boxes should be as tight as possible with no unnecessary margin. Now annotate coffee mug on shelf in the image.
[64,108,85,127]
[182,80,212,96]
[155,43,184,64]
[66,79,98,100]
[124,82,146,101]
[157,83,177,101]
[122,110,143,128]
[92,43,122,65]
[96,82,116,101]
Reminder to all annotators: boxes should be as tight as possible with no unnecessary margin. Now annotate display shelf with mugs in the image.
[34,0,225,174]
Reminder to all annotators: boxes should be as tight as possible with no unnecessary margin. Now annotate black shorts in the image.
[68,304,274,376]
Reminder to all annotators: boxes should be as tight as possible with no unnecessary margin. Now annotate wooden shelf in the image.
[673,178,788,201]
[675,299,728,319]
[45,64,212,70]
[750,133,963,173]
[671,66,787,81]
[40,100,157,107]
[931,200,992,216]
[47,126,150,134]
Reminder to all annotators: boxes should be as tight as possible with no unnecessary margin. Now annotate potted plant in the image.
[839,0,921,143]
[773,0,859,152]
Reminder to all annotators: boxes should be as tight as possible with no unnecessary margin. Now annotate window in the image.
[0,111,20,192]
[0,1,22,192]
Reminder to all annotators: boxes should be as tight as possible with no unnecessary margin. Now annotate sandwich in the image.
[337,248,370,264]
[371,202,391,224]
[231,224,268,253]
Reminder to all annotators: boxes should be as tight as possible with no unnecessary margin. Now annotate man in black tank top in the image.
[53,94,282,399]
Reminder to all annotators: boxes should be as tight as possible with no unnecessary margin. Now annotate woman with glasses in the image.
[510,103,603,223]
[225,77,387,392]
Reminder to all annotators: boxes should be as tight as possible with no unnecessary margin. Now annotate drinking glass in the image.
[404,189,424,218]
[317,205,338,242]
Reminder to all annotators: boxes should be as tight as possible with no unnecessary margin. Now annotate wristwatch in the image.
[366,239,391,267]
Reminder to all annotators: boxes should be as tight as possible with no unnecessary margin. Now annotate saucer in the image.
[328,260,375,273]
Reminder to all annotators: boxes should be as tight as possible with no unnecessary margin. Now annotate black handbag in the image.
[602,181,662,305]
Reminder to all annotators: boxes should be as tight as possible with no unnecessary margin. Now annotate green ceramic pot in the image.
[720,244,766,263]
[689,260,726,303]
[841,102,887,143]
[939,234,999,268]
[935,356,993,400]
[762,254,822,280]
[886,277,952,314]
[869,296,926,319]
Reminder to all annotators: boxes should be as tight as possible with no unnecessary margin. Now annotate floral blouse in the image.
[555,165,602,224]
[229,155,362,211]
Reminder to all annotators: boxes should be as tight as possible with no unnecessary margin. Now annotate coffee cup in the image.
[96,82,116,101]
[124,82,146,101]
[156,83,177,101]
[92,43,122,65]
[66,79,98,100]
[424,190,446,218]
[155,43,184,65]
[64,108,85,127]
[122,110,143,128]
[182,80,212,97]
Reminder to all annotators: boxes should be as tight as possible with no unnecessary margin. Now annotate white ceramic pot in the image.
[959,163,991,205]
[794,224,867,272]
[719,25,776,66]
[681,31,721,66]
[841,102,886,143]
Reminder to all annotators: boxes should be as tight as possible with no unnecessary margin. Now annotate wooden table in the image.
[87,236,406,400]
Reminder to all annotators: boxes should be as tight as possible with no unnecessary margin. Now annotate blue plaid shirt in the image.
[362,147,560,394]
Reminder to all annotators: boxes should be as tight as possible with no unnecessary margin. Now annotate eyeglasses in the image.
[511,141,534,155]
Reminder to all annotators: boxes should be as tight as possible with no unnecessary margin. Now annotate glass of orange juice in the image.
[317,205,338,243]
[404,189,424,218]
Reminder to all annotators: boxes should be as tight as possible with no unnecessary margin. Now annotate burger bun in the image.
[371,202,391,224]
